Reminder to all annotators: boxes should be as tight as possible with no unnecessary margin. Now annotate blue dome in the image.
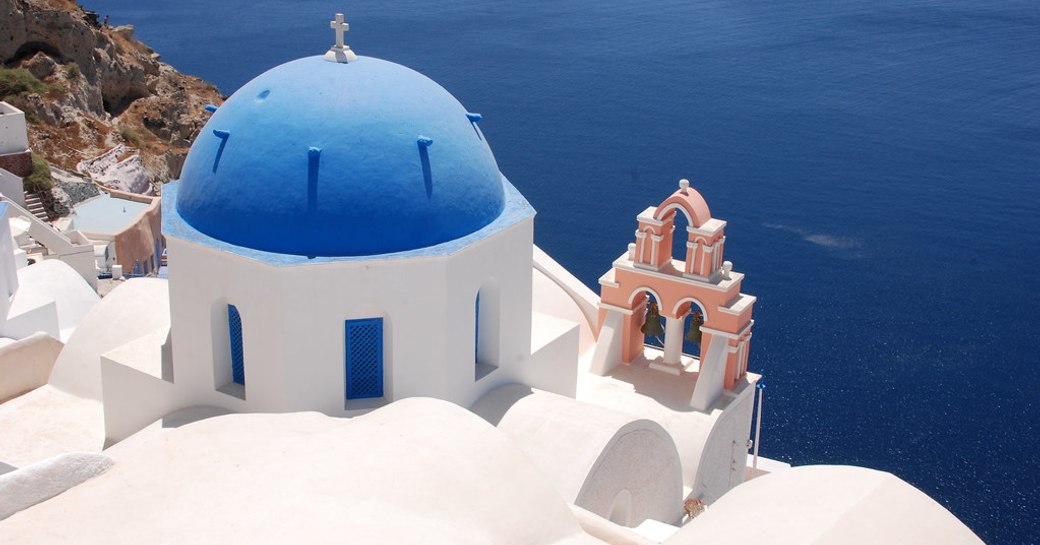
[176,55,506,257]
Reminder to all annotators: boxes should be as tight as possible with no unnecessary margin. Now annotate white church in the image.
[0,15,983,545]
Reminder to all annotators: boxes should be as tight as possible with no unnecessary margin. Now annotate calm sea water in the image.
[83,1,1040,542]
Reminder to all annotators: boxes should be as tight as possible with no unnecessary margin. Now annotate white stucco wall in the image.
[0,204,20,320]
[0,170,25,208]
[0,103,28,156]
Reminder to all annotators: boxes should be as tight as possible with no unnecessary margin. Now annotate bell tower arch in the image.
[592,179,757,411]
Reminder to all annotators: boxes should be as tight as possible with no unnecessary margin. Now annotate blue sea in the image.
[82,1,1039,542]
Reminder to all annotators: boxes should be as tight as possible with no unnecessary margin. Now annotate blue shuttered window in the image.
[228,304,245,385]
[345,318,383,399]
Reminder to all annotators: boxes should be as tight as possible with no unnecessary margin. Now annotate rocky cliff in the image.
[0,0,223,192]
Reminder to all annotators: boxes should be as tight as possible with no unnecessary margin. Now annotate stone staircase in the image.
[22,191,49,222]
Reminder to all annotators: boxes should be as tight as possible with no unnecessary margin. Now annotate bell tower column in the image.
[662,315,684,365]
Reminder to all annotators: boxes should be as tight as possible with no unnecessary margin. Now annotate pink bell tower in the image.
[592,179,757,411]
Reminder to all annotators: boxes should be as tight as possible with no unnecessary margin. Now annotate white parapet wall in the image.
[0,169,25,209]
[0,333,64,403]
[0,452,113,521]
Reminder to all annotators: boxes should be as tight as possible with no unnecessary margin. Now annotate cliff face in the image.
[0,0,223,190]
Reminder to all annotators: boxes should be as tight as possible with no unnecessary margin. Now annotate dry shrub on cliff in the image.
[0,67,48,100]
[25,153,53,192]
[119,126,142,146]
[64,62,80,81]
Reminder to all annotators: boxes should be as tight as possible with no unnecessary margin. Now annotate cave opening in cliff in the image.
[10,41,64,65]
[103,89,149,118]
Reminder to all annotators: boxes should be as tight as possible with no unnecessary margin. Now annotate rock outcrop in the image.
[0,0,223,191]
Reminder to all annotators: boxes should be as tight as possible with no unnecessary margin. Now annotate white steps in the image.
[22,192,49,221]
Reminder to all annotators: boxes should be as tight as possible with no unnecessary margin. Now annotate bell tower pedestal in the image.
[663,316,684,365]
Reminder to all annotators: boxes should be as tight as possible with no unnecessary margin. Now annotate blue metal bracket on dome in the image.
[204,104,218,113]
[308,147,322,216]
[466,112,484,140]
[417,136,433,197]
[212,129,231,173]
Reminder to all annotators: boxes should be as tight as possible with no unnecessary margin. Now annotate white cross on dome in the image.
[324,13,357,63]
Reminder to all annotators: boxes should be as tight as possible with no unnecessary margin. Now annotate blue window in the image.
[345,318,383,399]
[228,304,245,385]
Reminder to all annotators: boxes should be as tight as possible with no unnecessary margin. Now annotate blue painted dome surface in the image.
[176,55,505,256]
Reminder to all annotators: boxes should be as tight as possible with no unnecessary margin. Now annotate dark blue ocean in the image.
[83,1,1039,542]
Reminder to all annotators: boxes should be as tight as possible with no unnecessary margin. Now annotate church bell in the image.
[685,311,704,344]
[640,301,665,337]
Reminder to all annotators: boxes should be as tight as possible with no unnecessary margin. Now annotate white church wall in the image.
[162,216,539,419]
[443,218,536,407]
[275,254,452,412]
[165,238,265,412]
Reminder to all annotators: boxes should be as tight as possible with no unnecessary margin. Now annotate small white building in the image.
[63,189,162,277]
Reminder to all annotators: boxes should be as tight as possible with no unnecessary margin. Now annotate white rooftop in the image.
[69,194,148,234]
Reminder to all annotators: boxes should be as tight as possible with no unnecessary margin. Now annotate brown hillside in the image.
[0,0,223,191]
